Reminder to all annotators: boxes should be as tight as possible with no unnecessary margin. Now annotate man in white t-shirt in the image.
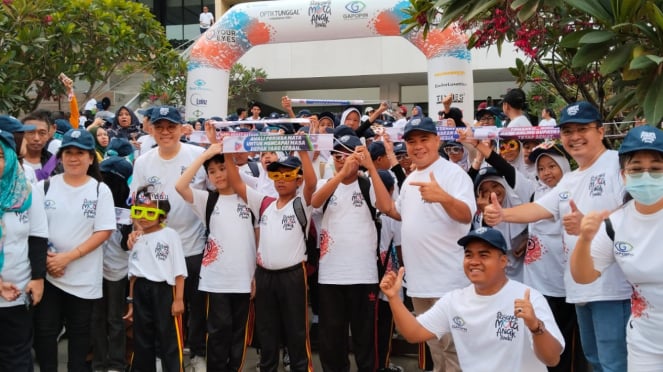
[199,6,214,34]
[483,102,631,372]
[380,227,564,371]
[130,106,209,367]
[370,117,477,372]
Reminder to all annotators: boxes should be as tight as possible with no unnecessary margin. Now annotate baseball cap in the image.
[0,129,16,152]
[106,137,135,157]
[393,142,407,154]
[334,134,362,152]
[100,156,133,180]
[368,141,386,160]
[403,117,438,139]
[266,155,303,173]
[364,107,375,115]
[333,125,356,138]
[457,227,508,254]
[0,115,35,132]
[297,109,312,118]
[150,106,183,124]
[377,169,395,190]
[60,129,95,151]
[54,119,73,134]
[137,107,155,117]
[473,167,504,193]
[558,102,601,126]
[618,125,663,155]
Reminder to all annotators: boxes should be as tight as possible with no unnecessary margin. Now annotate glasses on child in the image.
[443,146,464,155]
[131,205,165,221]
[499,140,520,153]
[267,167,301,181]
[332,152,351,162]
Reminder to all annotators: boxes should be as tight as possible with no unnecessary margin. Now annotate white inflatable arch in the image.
[185,0,473,120]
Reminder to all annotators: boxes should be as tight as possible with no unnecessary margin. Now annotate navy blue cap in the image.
[137,107,155,117]
[0,129,16,152]
[473,167,503,191]
[150,106,183,124]
[266,156,302,172]
[54,119,73,134]
[368,141,386,160]
[393,142,407,154]
[475,106,503,120]
[0,115,35,132]
[377,169,395,190]
[334,134,362,151]
[106,137,135,157]
[619,125,663,155]
[297,109,311,118]
[61,129,95,151]
[458,227,508,254]
[100,156,133,180]
[558,102,601,126]
[333,125,355,138]
[403,117,438,139]
[318,111,338,127]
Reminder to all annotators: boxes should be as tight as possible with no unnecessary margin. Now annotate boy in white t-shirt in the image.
[124,187,188,372]
[176,143,257,371]
[381,227,564,372]
[227,149,317,372]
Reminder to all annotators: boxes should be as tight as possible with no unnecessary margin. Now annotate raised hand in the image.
[483,192,504,226]
[409,172,446,203]
[579,210,611,241]
[380,267,404,299]
[562,200,584,236]
[514,288,538,330]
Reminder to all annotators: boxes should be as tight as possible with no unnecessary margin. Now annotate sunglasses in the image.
[443,146,464,155]
[267,167,301,182]
[499,140,520,153]
[131,205,166,221]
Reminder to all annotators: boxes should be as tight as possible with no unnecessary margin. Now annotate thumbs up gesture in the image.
[514,288,538,330]
[483,192,504,226]
[409,172,447,203]
[562,199,584,236]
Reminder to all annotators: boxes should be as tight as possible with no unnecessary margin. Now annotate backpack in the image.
[322,175,386,276]
[259,196,319,273]
[604,217,615,240]
[247,160,260,177]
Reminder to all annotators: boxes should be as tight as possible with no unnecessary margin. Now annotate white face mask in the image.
[625,172,663,205]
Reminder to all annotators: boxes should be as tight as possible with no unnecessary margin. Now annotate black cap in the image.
[266,156,302,172]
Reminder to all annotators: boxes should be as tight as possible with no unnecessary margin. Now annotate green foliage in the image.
[228,64,268,111]
[0,0,174,115]
[404,0,663,125]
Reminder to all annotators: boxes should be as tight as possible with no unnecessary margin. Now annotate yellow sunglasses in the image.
[499,140,520,153]
[131,205,166,221]
[267,167,301,182]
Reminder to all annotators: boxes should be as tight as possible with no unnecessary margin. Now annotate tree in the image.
[227,63,267,111]
[0,0,179,115]
[402,0,663,125]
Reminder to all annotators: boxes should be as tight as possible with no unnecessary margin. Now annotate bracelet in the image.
[126,296,134,304]
[76,247,83,258]
[529,319,545,336]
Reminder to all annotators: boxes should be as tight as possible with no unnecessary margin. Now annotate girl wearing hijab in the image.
[88,125,109,162]
[0,130,49,371]
[107,105,142,142]
[32,128,116,372]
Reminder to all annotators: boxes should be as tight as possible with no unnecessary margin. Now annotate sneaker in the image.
[156,357,163,372]
[190,356,207,372]
[282,348,290,372]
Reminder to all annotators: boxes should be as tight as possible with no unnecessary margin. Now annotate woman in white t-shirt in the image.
[572,125,663,370]
[33,129,116,372]
[0,130,49,371]
[502,88,532,128]
[539,107,557,127]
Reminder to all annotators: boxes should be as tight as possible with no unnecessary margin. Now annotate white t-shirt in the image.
[47,138,62,155]
[199,12,214,28]
[247,187,310,270]
[22,164,37,185]
[102,216,131,282]
[317,179,378,285]
[538,118,557,127]
[536,150,631,303]
[41,176,116,299]
[136,134,156,157]
[0,187,49,308]
[189,189,256,293]
[131,144,207,257]
[397,157,475,297]
[591,201,663,361]
[128,227,188,286]
[417,280,564,372]
[507,115,533,128]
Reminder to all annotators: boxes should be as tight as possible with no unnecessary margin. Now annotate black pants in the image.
[319,283,379,372]
[545,296,589,372]
[206,292,251,372]
[131,278,183,372]
[184,253,206,358]
[254,263,312,372]
[34,280,94,372]
[91,277,128,371]
[0,305,34,371]
[376,300,395,369]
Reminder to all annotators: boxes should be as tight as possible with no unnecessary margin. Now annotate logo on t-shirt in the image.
[203,238,221,266]
[147,176,161,187]
[452,316,468,332]
[236,204,251,220]
[351,191,364,207]
[155,242,169,261]
[44,199,56,210]
[588,173,606,197]
[558,191,570,201]
[14,211,29,224]
[282,214,296,231]
[82,199,97,219]
[614,241,634,257]
[494,312,519,341]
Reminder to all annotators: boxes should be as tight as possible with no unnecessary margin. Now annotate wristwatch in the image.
[530,319,545,336]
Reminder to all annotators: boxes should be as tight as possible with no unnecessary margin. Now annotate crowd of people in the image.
[0,86,661,372]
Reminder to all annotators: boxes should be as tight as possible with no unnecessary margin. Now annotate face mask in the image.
[625,172,663,205]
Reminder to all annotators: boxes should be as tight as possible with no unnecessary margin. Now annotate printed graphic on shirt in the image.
[631,285,650,319]
[327,194,338,208]
[146,176,162,187]
[236,204,251,219]
[495,311,519,341]
[524,236,546,265]
[614,240,635,258]
[82,199,97,219]
[44,199,56,210]
[320,229,334,258]
[351,191,364,207]
[452,316,468,332]
[202,238,221,267]
[15,210,29,224]
[588,173,606,197]
[282,214,296,231]
[155,242,169,261]
[558,191,570,201]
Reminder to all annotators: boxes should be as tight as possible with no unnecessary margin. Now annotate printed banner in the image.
[223,134,333,153]
[382,125,559,142]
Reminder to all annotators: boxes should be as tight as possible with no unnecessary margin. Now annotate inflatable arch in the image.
[186,0,474,121]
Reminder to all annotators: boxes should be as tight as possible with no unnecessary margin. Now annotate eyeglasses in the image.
[396,153,409,161]
[153,124,179,133]
[499,140,520,153]
[559,125,598,137]
[131,205,166,221]
[267,167,301,181]
[332,152,351,162]
[443,146,464,155]
[624,167,663,179]
[478,116,495,122]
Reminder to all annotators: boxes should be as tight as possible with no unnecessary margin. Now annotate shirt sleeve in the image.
[29,185,49,238]
[416,294,451,340]
[590,220,616,273]
[94,183,118,232]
